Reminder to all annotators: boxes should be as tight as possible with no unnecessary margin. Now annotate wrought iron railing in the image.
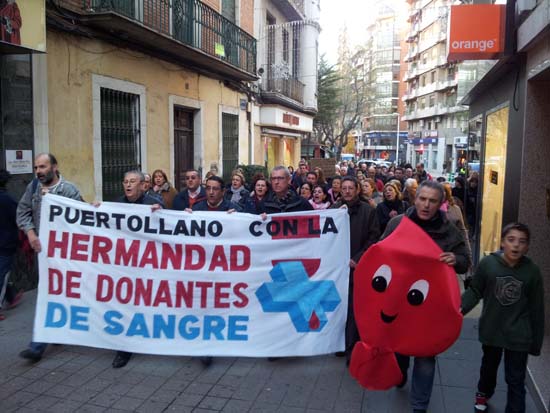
[263,76,305,104]
[84,0,256,75]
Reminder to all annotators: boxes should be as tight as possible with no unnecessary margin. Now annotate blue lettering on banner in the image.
[256,262,341,333]
[102,312,249,341]
[44,302,89,331]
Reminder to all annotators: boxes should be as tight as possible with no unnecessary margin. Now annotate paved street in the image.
[0,290,540,412]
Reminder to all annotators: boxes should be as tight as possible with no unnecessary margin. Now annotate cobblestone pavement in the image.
[0,290,540,412]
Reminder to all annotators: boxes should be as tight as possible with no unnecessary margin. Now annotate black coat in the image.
[331,199,380,263]
[258,189,313,214]
[172,187,207,210]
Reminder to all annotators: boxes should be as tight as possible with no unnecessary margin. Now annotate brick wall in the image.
[202,0,220,12]
[240,0,254,36]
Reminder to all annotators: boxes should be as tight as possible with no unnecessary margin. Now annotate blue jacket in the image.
[173,187,207,210]
[0,189,18,255]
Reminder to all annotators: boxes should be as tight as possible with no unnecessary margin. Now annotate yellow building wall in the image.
[46,30,248,201]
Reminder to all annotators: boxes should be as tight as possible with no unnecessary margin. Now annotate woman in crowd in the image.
[300,182,313,200]
[152,169,178,209]
[224,171,250,209]
[314,167,328,189]
[442,183,472,268]
[361,178,382,208]
[376,181,408,233]
[309,185,331,210]
[244,176,270,214]
[328,176,343,204]
[402,177,418,205]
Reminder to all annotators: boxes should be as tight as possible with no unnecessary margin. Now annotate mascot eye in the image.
[407,280,429,305]
[371,264,392,293]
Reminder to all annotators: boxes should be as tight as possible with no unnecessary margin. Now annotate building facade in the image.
[358,2,407,163]
[461,0,550,408]
[403,0,471,174]
[253,0,319,170]
[2,0,261,202]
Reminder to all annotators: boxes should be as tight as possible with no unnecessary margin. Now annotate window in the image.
[100,88,142,201]
[222,113,239,182]
[429,94,436,107]
[283,29,289,63]
[430,71,436,84]
[292,25,301,78]
[221,0,236,23]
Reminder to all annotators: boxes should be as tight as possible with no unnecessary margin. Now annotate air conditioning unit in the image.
[434,116,441,123]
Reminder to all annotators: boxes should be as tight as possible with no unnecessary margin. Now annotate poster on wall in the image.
[6,149,33,174]
[0,0,46,52]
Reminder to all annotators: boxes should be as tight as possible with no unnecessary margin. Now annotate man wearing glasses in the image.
[191,176,240,212]
[173,169,206,210]
[260,166,312,214]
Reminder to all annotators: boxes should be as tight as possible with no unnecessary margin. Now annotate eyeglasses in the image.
[122,179,140,185]
[270,176,286,181]
[185,176,197,180]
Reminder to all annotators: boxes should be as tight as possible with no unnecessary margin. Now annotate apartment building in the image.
[358,2,407,163]
[2,1,259,202]
[403,0,470,173]
[253,0,320,170]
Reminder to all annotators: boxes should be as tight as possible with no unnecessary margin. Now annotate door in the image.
[174,106,194,191]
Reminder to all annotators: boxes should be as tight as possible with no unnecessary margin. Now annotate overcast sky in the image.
[318,0,408,64]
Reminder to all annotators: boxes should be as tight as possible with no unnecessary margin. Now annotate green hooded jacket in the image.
[461,252,545,355]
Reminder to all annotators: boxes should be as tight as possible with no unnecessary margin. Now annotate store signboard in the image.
[447,4,505,60]
[409,138,438,145]
[0,0,46,52]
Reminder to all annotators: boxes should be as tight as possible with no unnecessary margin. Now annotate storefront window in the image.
[479,106,509,256]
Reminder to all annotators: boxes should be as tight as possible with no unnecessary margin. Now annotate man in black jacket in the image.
[172,169,206,210]
[260,166,312,214]
[331,176,380,364]
[381,180,468,413]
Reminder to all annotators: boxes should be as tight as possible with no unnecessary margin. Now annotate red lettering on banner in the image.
[196,281,213,307]
[185,244,205,270]
[115,277,133,304]
[47,231,69,258]
[233,282,249,307]
[160,243,182,270]
[230,245,251,271]
[48,268,63,295]
[134,278,153,306]
[66,271,82,298]
[70,233,90,261]
[270,215,321,239]
[115,239,140,266]
[96,274,113,302]
[91,236,112,264]
[152,280,173,307]
[209,245,229,271]
[175,281,194,307]
[139,241,159,268]
[214,282,231,308]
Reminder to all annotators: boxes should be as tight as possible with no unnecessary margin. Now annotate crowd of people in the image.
[0,153,544,413]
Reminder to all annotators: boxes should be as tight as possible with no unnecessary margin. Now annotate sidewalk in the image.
[0,290,541,412]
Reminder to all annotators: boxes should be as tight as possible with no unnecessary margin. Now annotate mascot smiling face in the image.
[354,216,462,357]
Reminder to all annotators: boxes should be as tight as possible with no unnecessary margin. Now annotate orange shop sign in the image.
[447,4,506,61]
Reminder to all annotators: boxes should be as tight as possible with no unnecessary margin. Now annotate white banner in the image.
[34,194,350,357]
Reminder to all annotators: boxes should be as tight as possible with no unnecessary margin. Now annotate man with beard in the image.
[331,176,380,365]
[260,166,312,214]
[17,153,82,362]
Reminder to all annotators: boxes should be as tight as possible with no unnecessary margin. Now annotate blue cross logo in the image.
[256,261,341,333]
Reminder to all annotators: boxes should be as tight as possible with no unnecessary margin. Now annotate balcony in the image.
[261,76,305,105]
[276,0,305,20]
[56,0,257,81]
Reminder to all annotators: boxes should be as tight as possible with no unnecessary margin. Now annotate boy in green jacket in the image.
[461,223,544,413]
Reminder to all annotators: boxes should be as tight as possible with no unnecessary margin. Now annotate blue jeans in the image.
[397,354,436,410]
